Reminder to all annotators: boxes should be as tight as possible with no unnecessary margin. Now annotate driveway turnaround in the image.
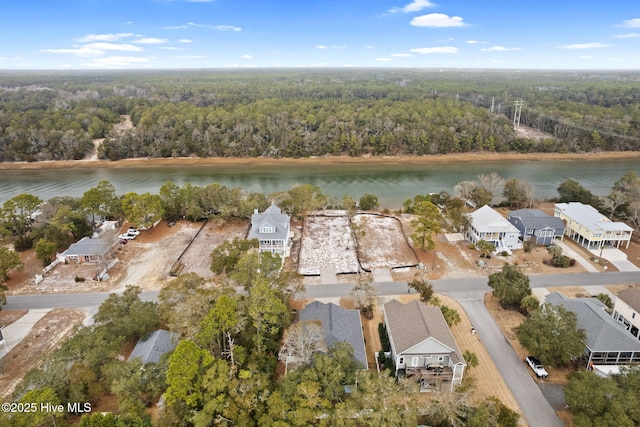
[451,291,563,427]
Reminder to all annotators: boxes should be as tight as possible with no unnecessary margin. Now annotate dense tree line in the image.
[1,70,639,162]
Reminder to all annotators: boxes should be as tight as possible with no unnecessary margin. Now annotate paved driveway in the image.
[451,291,563,427]
[591,247,640,272]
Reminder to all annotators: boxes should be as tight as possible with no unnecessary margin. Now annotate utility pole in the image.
[513,98,524,130]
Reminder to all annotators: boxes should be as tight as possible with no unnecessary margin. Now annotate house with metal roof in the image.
[62,236,111,263]
[128,329,180,364]
[299,301,368,369]
[554,202,633,249]
[546,292,640,371]
[383,299,466,391]
[248,203,291,256]
[508,208,565,246]
[613,288,640,342]
[466,205,522,253]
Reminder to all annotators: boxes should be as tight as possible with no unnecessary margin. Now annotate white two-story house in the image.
[248,203,291,256]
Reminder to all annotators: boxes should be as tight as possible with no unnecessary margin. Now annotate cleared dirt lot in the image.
[298,213,359,275]
[352,213,418,270]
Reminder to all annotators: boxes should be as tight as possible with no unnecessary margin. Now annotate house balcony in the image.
[403,366,454,390]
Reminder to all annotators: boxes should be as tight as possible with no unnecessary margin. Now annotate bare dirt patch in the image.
[0,310,28,327]
[352,213,418,270]
[0,308,86,398]
[298,213,359,275]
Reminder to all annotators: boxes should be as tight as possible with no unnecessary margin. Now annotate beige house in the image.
[613,288,640,341]
[383,299,466,391]
[554,202,633,249]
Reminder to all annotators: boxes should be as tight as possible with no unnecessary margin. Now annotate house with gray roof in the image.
[508,208,565,246]
[466,205,522,253]
[546,292,640,371]
[555,202,633,249]
[128,329,180,364]
[383,299,465,391]
[62,236,111,263]
[299,301,367,369]
[248,203,291,256]
[613,288,640,342]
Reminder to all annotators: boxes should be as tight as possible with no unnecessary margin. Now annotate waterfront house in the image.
[62,237,111,264]
[383,299,465,391]
[546,292,640,374]
[466,205,522,252]
[300,301,368,369]
[554,202,633,249]
[508,208,565,246]
[248,203,291,256]
[612,288,640,342]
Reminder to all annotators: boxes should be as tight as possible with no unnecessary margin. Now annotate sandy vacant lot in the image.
[352,213,418,270]
[298,213,359,275]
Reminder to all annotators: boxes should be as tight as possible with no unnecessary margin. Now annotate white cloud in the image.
[466,40,486,44]
[375,57,392,61]
[84,43,143,52]
[134,37,168,44]
[40,47,104,56]
[315,45,328,49]
[241,54,253,59]
[388,0,436,13]
[580,55,595,59]
[176,55,206,59]
[621,18,640,28]
[410,46,459,54]
[216,25,241,31]
[180,39,193,43]
[557,42,611,49]
[614,32,640,38]
[160,46,182,50]
[481,46,521,51]
[75,33,134,42]
[87,56,150,66]
[391,53,413,57]
[164,25,189,30]
[411,13,467,27]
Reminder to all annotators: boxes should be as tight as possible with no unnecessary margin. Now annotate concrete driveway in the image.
[590,247,640,272]
[451,291,563,427]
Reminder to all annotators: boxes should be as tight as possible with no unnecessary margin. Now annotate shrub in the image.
[75,276,86,282]
[378,323,391,353]
[552,255,571,268]
[14,236,34,252]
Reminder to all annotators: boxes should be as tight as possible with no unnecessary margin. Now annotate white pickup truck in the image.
[525,356,549,379]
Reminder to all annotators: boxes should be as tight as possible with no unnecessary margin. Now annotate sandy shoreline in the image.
[1,151,639,171]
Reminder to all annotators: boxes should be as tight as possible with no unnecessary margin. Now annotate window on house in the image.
[261,226,275,233]
[633,312,636,319]
[399,357,404,365]
[412,357,419,366]
[438,356,444,362]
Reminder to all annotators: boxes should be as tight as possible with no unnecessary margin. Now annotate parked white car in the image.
[525,356,549,379]
[127,227,140,236]
[118,233,136,240]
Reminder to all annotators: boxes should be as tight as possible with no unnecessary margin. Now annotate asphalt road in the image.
[4,270,640,427]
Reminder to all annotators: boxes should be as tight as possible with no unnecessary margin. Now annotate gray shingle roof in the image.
[383,299,464,365]
[128,329,180,364]
[248,203,290,241]
[616,288,640,313]
[300,301,368,369]
[63,237,110,257]
[508,209,565,232]
[546,292,640,353]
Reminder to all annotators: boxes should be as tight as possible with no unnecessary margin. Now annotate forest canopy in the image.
[1,69,639,162]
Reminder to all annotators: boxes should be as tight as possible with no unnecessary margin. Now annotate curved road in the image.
[5,270,640,427]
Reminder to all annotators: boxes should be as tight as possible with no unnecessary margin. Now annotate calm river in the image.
[0,159,638,208]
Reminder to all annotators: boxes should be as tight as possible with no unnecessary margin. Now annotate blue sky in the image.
[0,0,638,70]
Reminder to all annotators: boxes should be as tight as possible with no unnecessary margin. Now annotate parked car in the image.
[127,227,140,236]
[525,356,548,379]
[118,231,137,240]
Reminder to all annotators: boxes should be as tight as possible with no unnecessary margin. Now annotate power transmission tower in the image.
[490,96,495,113]
[513,99,524,130]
